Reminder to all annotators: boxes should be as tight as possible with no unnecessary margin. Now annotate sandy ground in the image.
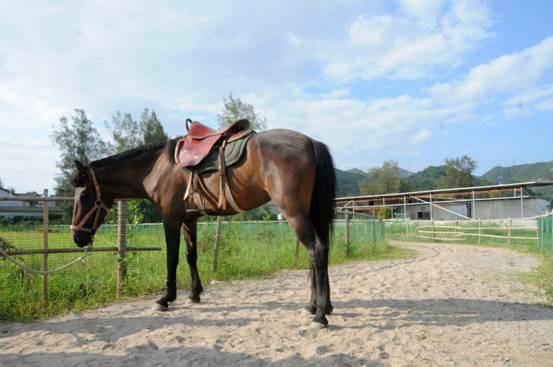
[1,241,553,367]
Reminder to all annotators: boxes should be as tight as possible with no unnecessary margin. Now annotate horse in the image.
[69,127,336,327]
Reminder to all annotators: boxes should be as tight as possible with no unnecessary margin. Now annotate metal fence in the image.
[385,212,553,251]
[0,194,385,319]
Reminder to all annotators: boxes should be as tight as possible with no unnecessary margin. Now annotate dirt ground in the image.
[1,241,553,367]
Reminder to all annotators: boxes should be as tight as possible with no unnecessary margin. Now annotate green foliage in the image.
[51,109,109,196]
[377,207,392,219]
[217,93,267,131]
[0,220,406,320]
[0,236,16,252]
[335,169,367,196]
[106,109,168,154]
[141,109,168,145]
[359,160,404,195]
[435,155,477,189]
[482,160,553,198]
[403,165,447,191]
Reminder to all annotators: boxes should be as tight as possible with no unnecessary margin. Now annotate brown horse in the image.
[69,128,336,327]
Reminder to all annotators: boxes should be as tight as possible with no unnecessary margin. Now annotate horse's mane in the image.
[90,139,178,168]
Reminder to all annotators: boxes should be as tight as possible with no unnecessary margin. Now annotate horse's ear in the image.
[71,161,89,187]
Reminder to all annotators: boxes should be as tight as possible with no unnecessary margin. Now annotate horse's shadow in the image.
[2,297,552,344]
[0,347,384,367]
[191,297,553,329]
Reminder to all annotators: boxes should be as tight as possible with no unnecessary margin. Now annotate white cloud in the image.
[503,84,553,117]
[324,0,493,81]
[410,129,433,144]
[430,36,553,103]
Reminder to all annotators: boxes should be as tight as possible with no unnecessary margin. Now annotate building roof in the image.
[336,181,553,203]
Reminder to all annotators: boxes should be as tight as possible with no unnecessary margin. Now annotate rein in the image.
[70,168,111,233]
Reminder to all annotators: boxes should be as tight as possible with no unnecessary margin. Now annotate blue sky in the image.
[1,0,552,192]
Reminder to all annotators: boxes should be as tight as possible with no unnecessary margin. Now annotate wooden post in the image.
[508,218,512,246]
[256,220,259,238]
[372,218,376,245]
[42,189,49,308]
[431,220,435,243]
[295,240,300,261]
[116,200,127,297]
[478,220,481,245]
[344,211,350,244]
[213,216,223,273]
[364,219,367,235]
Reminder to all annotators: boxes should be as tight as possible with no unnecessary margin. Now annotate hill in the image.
[481,160,553,198]
[335,169,366,197]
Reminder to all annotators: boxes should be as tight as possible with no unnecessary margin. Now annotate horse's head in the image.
[70,160,113,247]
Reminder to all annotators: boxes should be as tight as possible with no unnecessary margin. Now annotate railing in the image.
[385,212,553,251]
[1,194,386,318]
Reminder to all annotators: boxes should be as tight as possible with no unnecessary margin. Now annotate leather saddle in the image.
[174,119,252,214]
[175,119,251,168]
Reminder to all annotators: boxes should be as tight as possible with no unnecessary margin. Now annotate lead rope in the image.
[0,244,92,275]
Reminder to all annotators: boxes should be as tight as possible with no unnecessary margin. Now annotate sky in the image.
[1,0,552,192]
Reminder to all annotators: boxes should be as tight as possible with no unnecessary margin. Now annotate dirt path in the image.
[1,242,553,367]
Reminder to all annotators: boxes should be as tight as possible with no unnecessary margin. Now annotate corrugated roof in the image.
[336,181,553,202]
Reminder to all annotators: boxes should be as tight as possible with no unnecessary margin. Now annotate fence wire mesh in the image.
[1,198,385,320]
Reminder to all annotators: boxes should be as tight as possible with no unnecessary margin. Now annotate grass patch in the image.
[0,221,410,321]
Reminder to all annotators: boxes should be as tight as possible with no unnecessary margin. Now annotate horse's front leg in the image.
[183,219,203,303]
[155,220,181,311]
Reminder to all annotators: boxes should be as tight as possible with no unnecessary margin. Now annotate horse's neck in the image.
[96,148,165,200]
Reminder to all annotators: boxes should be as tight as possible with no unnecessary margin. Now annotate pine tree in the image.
[51,109,108,196]
[217,93,267,130]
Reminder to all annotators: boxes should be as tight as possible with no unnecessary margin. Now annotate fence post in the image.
[540,216,544,249]
[116,200,127,297]
[42,189,49,308]
[295,240,300,261]
[478,220,481,245]
[256,220,259,238]
[508,218,512,247]
[213,216,223,273]
[372,218,376,245]
[344,211,350,244]
[431,220,435,243]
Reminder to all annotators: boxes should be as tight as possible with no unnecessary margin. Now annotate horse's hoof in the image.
[152,303,169,312]
[312,315,328,328]
[189,295,201,304]
[310,321,328,329]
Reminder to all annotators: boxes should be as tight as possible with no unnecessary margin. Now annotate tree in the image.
[217,93,267,130]
[436,155,477,189]
[51,109,108,196]
[106,109,168,153]
[105,112,142,154]
[140,109,168,144]
[359,160,402,195]
[105,109,168,223]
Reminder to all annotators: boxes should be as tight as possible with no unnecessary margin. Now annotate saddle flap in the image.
[175,134,221,167]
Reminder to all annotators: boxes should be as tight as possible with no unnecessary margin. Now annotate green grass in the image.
[0,220,411,321]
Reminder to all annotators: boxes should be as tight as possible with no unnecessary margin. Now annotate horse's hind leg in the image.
[285,214,332,327]
[183,219,203,303]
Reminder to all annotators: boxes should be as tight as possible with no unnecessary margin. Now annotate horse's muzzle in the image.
[73,230,92,247]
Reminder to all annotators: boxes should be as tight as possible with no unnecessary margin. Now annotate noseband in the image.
[70,168,110,233]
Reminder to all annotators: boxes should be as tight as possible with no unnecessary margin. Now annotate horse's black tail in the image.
[310,140,336,246]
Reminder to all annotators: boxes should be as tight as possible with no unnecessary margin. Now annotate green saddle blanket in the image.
[187,130,255,174]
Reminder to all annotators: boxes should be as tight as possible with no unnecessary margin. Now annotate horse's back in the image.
[252,128,315,160]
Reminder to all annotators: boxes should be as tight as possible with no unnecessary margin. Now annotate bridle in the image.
[70,168,111,233]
